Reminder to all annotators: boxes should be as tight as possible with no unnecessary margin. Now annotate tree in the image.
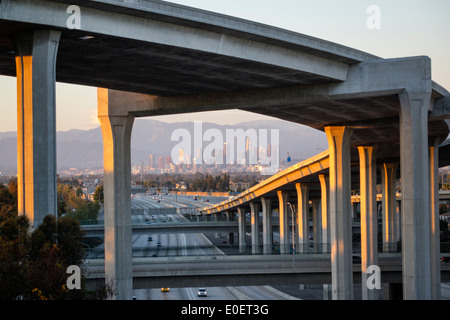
[0,214,30,300]
[0,212,88,300]
[93,184,104,204]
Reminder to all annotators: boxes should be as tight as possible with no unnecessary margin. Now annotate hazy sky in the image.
[0,0,448,132]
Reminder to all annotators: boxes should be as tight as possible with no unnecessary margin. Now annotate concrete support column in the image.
[429,137,441,300]
[237,207,246,253]
[319,174,330,253]
[399,91,432,299]
[277,190,290,254]
[325,126,353,300]
[250,202,260,254]
[98,89,135,300]
[381,162,399,252]
[15,30,61,228]
[312,198,322,253]
[358,146,379,300]
[295,183,309,253]
[261,197,273,254]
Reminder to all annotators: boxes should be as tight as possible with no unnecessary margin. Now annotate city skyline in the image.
[0,0,448,132]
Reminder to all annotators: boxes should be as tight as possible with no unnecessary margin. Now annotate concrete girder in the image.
[429,95,450,120]
[201,151,329,215]
[1,0,349,85]
[101,57,435,129]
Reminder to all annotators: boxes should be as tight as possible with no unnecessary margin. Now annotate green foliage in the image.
[0,179,97,300]
[57,183,100,223]
[0,210,87,299]
[93,184,104,204]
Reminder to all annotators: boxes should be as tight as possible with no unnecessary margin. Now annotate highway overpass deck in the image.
[83,254,450,290]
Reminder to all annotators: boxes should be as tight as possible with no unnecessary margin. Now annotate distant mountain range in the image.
[0,119,328,173]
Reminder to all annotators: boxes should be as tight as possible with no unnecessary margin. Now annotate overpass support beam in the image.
[277,191,290,254]
[429,137,441,300]
[312,198,322,253]
[250,202,260,254]
[399,91,433,299]
[381,162,399,252]
[14,30,61,228]
[319,174,330,253]
[295,183,309,253]
[98,89,135,300]
[325,126,353,300]
[261,197,273,254]
[358,146,379,300]
[237,207,246,253]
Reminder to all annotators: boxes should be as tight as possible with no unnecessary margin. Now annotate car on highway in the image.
[157,241,162,246]
[148,236,152,241]
[197,288,207,297]
[161,287,170,292]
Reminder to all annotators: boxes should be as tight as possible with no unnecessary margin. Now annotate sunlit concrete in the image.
[399,91,433,300]
[295,183,309,253]
[98,88,134,300]
[250,201,260,254]
[237,207,246,253]
[319,174,330,253]
[381,162,399,253]
[14,30,60,229]
[429,138,441,300]
[325,126,353,300]
[312,198,322,253]
[277,190,290,254]
[358,146,379,300]
[260,197,273,255]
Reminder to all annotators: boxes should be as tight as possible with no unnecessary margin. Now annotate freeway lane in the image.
[118,194,301,300]
[133,285,300,300]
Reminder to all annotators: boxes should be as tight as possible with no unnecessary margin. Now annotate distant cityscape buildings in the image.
[131,144,282,176]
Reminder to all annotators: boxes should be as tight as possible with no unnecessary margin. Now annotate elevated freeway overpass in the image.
[1,0,449,299]
[83,254,450,294]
